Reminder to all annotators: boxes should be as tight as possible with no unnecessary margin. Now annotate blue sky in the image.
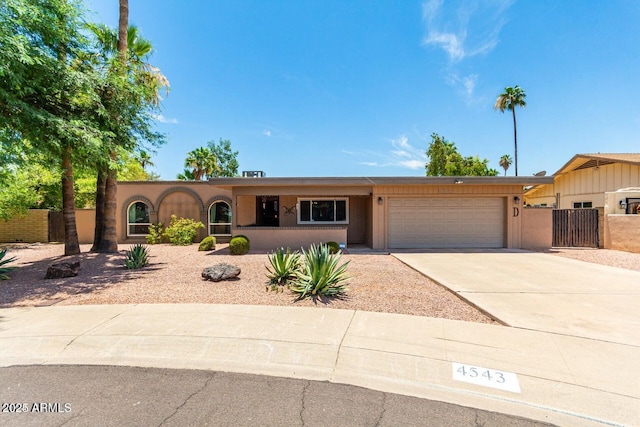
[85,0,640,179]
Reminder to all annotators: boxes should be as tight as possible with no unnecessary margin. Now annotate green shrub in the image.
[289,243,350,299]
[198,236,216,251]
[229,235,250,255]
[162,215,204,245]
[0,249,17,280]
[266,247,301,290]
[145,223,165,244]
[124,244,150,269]
[325,241,340,254]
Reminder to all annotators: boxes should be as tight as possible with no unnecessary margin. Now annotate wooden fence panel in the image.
[552,209,598,248]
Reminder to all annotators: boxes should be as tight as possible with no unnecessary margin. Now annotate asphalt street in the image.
[0,365,554,427]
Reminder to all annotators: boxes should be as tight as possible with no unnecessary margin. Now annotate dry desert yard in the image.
[2,243,640,324]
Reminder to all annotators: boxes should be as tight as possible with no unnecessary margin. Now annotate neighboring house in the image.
[118,175,552,250]
[524,153,640,209]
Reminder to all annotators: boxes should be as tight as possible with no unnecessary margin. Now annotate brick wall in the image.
[0,210,49,243]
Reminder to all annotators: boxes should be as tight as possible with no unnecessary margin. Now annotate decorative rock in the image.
[45,261,81,279]
[202,263,241,282]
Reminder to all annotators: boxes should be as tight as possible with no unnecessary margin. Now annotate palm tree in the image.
[184,147,218,180]
[137,150,154,171]
[499,154,513,176]
[494,86,526,176]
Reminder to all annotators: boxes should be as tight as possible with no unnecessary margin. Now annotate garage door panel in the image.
[388,197,505,249]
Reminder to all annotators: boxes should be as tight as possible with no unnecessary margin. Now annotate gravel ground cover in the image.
[0,243,495,323]
[3,244,639,324]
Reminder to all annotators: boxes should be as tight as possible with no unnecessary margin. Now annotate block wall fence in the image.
[0,209,49,243]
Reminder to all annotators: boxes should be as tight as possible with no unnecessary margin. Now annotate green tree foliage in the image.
[208,139,239,177]
[425,133,498,177]
[0,0,104,255]
[495,85,526,176]
[179,139,239,180]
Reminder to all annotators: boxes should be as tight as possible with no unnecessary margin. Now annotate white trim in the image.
[296,197,349,224]
[127,201,151,237]
[208,200,232,236]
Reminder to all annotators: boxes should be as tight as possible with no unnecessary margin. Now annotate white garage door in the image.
[388,198,505,249]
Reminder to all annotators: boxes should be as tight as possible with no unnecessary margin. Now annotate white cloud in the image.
[349,135,427,170]
[152,114,178,124]
[263,130,272,137]
[421,0,512,63]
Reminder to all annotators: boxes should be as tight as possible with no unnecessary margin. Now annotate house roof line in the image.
[207,176,554,187]
[553,153,640,176]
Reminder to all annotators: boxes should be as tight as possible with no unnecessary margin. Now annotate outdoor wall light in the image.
[454,179,464,184]
[513,196,521,204]
[377,196,384,205]
[619,199,627,208]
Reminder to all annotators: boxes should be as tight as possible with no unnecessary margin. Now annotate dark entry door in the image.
[552,209,599,247]
[256,196,279,226]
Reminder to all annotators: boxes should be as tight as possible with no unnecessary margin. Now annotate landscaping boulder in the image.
[45,261,81,279]
[202,263,241,282]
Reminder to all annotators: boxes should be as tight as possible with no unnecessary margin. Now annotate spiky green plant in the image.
[266,247,301,291]
[0,249,17,280]
[289,244,350,299]
[124,244,150,269]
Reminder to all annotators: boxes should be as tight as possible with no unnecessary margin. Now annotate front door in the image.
[256,196,279,226]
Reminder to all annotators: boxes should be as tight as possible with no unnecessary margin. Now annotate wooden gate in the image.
[48,211,65,242]
[552,209,599,247]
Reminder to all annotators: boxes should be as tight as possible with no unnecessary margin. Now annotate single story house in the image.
[118,175,553,250]
[524,153,640,209]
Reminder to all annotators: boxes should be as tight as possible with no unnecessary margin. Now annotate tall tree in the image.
[494,86,527,176]
[208,139,239,177]
[89,8,167,252]
[499,154,513,176]
[425,133,498,177]
[0,0,103,255]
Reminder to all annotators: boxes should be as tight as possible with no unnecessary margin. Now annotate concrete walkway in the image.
[0,303,638,426]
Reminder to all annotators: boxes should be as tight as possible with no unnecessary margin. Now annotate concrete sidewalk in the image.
[0,304,638,426]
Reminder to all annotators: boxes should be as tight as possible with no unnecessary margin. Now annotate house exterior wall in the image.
[0,210,49,243]
[117,181,232,243]
[521,207,552,249]
[604,214,640,253]
[371,184,524,249]
[75,209,96,244]
[525,163,640,208]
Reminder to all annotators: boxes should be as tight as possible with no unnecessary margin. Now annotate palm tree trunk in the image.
[95,0,128,253]
[90,166,106,251]
[512,107,518,176]
[61,145,80,256]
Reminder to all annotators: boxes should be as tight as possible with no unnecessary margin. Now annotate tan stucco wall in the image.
[604,214,640,253]
[75,209,96,244]
[521,208,552,249]
[0,210,49,243]
[234,227,347,251]
[117,181,232,243]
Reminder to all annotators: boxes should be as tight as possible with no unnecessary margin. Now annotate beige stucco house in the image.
[524,153,640,209]
[117,176,553,250]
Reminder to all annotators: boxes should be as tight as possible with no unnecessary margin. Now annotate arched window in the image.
[127,201,151,236]
[209,201,231,235]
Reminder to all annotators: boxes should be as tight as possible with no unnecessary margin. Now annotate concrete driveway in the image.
[392,249,640,347]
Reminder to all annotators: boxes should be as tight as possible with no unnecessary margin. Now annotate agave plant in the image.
[289,244,350,299]
[0,249,17,280]
[266,247,301,291]
[124,244,150,269]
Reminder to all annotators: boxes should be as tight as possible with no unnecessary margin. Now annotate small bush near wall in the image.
[145,223,165,244]
[163,215,204,246]
[229,235,250,255]
[198,236,216,251]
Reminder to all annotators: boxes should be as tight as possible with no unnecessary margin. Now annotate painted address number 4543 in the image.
[452,363,521,394]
